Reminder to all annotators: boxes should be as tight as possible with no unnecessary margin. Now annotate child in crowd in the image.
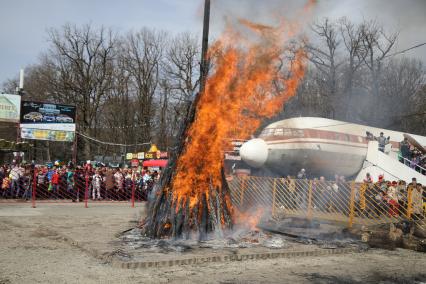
[92,170,103,200]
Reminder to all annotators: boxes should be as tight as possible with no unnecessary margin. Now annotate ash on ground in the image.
[117,217,366,259]
[259,217,367,250]
[119,226,291,254]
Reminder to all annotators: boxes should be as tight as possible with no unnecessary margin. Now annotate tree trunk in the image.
[45,141,51,162]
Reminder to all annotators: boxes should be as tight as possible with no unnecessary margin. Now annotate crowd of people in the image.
[399,137,426,174]
[1,162,425,221]
[285,169,425,220]
[366,131,426,175]
[0,162,162,202]
[1,164,32,200]
[360,174,425,220]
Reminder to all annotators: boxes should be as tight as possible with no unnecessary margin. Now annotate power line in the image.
[399,111,426,118]
[384,42,426,59]
[87,123,148,130]
[76,132,151,147]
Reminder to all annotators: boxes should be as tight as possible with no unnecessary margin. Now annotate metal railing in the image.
[398,154,426,175]
[228,176,426,229]
[0,167,149,208]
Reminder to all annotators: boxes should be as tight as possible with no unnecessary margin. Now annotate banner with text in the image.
[20,128,75,142]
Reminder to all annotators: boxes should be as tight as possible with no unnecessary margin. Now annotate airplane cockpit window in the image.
[260,128,305,137]
[274,128,284,136]
[260,128,274,137]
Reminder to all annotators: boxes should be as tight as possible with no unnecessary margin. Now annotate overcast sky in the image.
[1,0,425,85]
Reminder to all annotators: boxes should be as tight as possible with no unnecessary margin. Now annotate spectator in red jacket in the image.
[51,170,59,199]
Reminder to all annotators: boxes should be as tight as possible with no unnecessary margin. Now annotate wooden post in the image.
[271,178,278,218]
[348,181,356,228]
[307,180,313,220]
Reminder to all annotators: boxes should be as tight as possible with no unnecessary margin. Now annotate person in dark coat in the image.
[399,137,411,164]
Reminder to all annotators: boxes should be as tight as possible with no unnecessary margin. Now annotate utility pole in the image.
[16,69,24,164]
[16,69,25,143]
[197,0,211,241]
[199,0,211,94]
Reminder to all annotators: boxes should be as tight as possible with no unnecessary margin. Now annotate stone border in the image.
[32,225,361,269]
[111,247,360,269]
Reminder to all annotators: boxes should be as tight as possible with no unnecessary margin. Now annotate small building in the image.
[0,96,18,121]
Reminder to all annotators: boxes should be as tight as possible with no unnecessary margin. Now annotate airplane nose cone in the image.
[240,138,268,168]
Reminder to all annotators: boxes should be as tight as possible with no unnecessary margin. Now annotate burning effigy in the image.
[140,1,314,240]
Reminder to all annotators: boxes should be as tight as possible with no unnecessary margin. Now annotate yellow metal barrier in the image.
[348,181,356,228]
[307,181,313,220]
[407,187,413,219]
[271,178,278,218]
[228,176,426,230]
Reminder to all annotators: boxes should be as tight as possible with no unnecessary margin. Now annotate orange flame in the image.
[170,2,313,226]
[235,208,264,231]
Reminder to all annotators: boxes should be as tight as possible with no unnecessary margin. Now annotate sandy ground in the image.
[0,202,425,284]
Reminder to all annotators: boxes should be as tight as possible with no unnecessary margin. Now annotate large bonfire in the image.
[142,1,314,239]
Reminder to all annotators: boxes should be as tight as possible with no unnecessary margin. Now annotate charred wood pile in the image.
[140,0,310,240]
[141,0,234,240]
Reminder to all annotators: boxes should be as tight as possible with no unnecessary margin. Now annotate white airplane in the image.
[239,117,426,183]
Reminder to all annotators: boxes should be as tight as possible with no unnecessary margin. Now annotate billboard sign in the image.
[0,94,21,123]
[20,101,76,142]
[20,101,76,131]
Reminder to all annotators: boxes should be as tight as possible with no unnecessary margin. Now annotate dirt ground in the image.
[0,202,425,284]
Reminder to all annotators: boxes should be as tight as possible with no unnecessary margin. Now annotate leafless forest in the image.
[2,18,425,162]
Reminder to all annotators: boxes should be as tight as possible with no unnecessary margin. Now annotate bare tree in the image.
[381,58,425,130]
[2,20,425,163]
[100,56,135,146]
[162,32,201,141]
[121,28,166,144]
[337,17,367,120]
[360,20,398,124]
[156,79,171,150]
[42,24,117,159]
[305,18,343,118]
[278,18,426,138]
[1,78,19,94]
